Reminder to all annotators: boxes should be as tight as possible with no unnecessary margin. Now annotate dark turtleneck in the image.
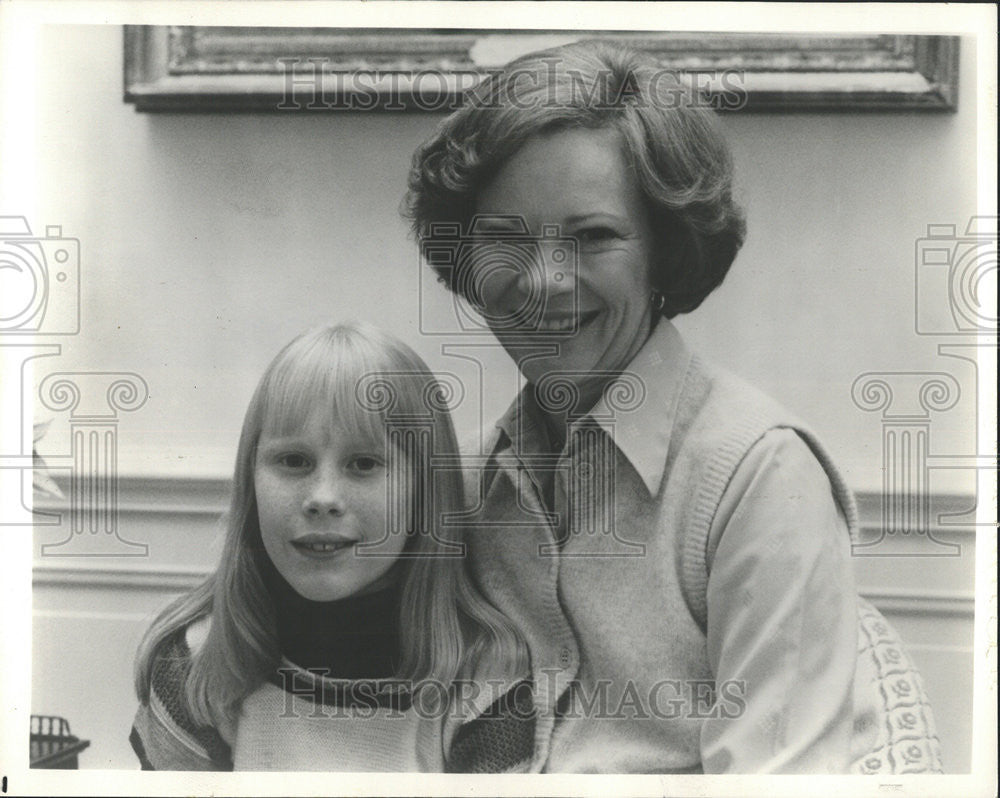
[259,551,402,679]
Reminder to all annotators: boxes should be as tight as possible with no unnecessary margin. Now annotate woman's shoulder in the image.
[457,425,503,460]
[686,354,804,433]
[679,354,853,499]
[712,427,847,531]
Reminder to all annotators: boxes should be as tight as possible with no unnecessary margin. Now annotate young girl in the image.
[130,322,533,771]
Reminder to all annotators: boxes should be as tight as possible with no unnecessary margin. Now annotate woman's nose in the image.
[302,470,345,517]
[514,242,574,297]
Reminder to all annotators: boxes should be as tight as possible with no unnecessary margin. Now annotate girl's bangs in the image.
[257,331,389,449]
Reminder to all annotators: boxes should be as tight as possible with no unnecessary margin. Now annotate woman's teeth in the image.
[535,311,598,332]
[537,316,577,332]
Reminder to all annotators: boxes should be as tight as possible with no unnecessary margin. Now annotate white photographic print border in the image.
[1,1,996,796]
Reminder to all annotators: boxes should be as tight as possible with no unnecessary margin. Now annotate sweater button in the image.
[559,647,572,666]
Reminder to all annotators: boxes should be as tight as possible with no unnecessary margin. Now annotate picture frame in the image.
[123,27,960,112]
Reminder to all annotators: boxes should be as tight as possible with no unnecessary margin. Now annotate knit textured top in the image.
[130,559,534,771]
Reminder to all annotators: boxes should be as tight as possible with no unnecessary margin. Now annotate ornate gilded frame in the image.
[124,27,960,112]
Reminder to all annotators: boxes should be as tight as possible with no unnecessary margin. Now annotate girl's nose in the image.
[302,472,344,517]
[303,497,343,517]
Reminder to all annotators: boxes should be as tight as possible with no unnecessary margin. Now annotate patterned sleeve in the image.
[850,597,942,774]
[130,627,233,771]
[446,679,535,773]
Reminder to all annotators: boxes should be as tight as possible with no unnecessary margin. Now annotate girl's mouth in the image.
[291,537,355,557]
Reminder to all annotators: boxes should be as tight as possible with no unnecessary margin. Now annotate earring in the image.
[650,290,666,312]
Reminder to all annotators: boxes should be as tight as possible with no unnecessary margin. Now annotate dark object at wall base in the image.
[30,714,91,769]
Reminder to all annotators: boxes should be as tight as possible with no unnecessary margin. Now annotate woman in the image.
[405,40,941,774]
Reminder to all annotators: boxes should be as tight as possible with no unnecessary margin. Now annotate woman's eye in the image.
[576,227,619,245]
[276,453,311,469]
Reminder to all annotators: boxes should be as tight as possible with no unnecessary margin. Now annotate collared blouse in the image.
[463,320,858,773]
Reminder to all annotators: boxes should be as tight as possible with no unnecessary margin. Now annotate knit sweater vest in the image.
[464,351,858,773]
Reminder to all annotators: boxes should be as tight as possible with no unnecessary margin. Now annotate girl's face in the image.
[254,410,408,602]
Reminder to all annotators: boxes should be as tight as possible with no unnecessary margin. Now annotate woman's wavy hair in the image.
[134,321,527,725]
[404,39,746,318]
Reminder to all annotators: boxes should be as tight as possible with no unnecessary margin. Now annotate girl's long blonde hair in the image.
[134,321,527,725]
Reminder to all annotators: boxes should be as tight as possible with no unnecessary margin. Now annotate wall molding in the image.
[860,588,975,617]
[37,475,232,518]
[853,491,981,538]
[36,474,981,534]
[33,563,209,592]
[33,474,978,619]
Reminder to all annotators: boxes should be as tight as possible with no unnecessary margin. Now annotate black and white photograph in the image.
[1,2,996,795]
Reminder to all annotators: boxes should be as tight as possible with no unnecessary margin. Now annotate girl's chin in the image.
[285,574,351,602]
[289,571,396,602]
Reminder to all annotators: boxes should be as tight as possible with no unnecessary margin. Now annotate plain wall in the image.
[24,24,981,773]
[31,25,981,493]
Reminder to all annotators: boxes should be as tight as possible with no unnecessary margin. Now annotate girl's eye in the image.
[349,456,382,474]
[277,453,311,470]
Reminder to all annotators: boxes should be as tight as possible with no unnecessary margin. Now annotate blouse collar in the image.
[494,319,693,497]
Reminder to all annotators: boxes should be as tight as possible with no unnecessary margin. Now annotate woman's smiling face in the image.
[474,126,657,394]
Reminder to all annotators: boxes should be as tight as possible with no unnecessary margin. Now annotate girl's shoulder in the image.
[131,615,234,770]
[148,615,209,688]
[183,614,212,655]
